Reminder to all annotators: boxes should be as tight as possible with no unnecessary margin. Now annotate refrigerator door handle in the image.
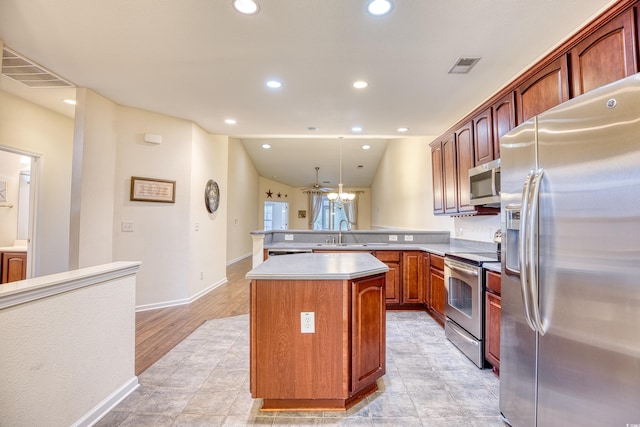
[528,168,546,335]
[519,170,537,332]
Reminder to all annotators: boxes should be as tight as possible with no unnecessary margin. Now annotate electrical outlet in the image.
[285,234,294,241]
[301,312,315,333]
[121,221,134,232]
[389,235,398,241]
[404,235,414,241]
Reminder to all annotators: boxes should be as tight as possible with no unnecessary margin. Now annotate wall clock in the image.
[205,179,220,213]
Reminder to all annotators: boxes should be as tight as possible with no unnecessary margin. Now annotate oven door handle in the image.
[445,259,478,277]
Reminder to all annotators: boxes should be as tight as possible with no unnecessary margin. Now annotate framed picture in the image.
[130,176,176,203]
[298,210,307,219]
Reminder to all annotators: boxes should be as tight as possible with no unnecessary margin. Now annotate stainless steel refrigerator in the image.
[500,73,640,427]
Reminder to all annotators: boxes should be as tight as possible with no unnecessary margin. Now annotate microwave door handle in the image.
[528,168,546,335]
[519,170,537,332]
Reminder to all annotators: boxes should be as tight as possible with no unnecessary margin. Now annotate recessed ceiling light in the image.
[232,0,260,15]
[351,126,363,132]
[262,144,271,149]
[397,127,409,132]
[367,0,393,16]
[362,145,371,150]
[63,99,76,105]
[266,80,283,89]
[353,81,368,89]
[224,118,237,125]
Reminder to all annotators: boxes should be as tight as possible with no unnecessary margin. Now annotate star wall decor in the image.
[266,189,273,198]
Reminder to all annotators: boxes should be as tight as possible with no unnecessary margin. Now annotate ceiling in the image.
[0,0,616,188]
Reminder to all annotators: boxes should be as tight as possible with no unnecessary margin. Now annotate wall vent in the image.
[2,47,74,88]
[448,57,481,74]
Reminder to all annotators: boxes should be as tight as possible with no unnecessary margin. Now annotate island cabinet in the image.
[1,251,27,284]
[569,8,638,97]
[485,270,502,375]
[427,254,445,325]
[248,253,387,411]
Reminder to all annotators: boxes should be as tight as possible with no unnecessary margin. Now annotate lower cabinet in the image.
[1,251,27,284]
[374,251,401,305]
[485,270,502,374]
[428,254,445,324]
[402,251,423,304]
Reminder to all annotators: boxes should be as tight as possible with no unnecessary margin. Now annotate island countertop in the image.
[246,252,389,281]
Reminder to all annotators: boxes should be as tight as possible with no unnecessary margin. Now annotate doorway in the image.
[0,147,38,279]
[264,201,289,230]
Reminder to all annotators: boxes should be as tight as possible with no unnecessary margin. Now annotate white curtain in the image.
[308,191,323,229]
[345,193,358,228]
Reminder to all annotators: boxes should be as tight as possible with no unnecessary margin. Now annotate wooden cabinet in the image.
[570,8,638,96]
[430,141,445,215]
[1,252,27,284]
[516,56,570,123]
[485,270,502,375]
[374,251,402,305]
[442,133,458,214]
[455,121,476,214]
[351,274,386,392]
[473,107,494,165]
[250,272,386,410]
[428,254,445,324]
[492,91,516,158]
[402,251,423,304]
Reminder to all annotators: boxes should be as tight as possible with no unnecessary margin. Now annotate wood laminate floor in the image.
[135,256,252,375]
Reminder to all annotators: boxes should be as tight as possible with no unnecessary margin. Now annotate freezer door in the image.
[499,118,538,426]
[535,73,640,426]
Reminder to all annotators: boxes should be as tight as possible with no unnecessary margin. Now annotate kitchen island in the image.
[247,252,388,411]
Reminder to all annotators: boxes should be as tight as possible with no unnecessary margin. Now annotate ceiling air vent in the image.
[2,47,74,88]
[448,57,481,74]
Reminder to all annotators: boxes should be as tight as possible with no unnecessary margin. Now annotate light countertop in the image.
[246,252,389,281]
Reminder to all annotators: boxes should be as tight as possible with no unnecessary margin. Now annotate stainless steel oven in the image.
[444,252,499,368]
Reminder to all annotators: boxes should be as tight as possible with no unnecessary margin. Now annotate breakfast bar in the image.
[247,252,388,411]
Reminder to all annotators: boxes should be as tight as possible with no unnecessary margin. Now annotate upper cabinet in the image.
[570,8,638,96]
[428,0,640,216]
[516,56,570,123]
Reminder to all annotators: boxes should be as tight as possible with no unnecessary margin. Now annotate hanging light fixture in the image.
[327,137,356,206]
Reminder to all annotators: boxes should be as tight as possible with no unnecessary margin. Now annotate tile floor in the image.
[96,311,505,426]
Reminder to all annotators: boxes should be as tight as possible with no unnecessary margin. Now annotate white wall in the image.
[227,138,259,263]
[0,90,74,276]
[189,126,228,297]
[258,177,294,229]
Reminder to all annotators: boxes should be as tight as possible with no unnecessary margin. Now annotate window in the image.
[311,195,351,231]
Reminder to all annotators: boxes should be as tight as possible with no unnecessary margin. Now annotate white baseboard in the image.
[135,277,228,312]
[226,252,251,266]
[73,376,139,427]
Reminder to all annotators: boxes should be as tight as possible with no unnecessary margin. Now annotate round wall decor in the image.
[205,179,220,213]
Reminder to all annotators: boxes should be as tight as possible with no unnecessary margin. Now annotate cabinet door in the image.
[351,274,386,392]
[429,268,445,323]
[430,142,445,215]
[402,251,423,303]
[1,252,27,284]
[442,134,458,214]
[422,253,431,307]
[473,108,494,165]
[485,292,501,372]
[492,91,516,158]
[570,8,637,96]
[516,56,569,123]
[383,262,401,304]
[455,121,476,214]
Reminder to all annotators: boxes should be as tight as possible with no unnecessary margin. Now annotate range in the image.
[443,250,499,368]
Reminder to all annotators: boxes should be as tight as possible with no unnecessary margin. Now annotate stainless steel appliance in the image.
[469,158,500,207]
[444,252,499,368]
[500,73,640,426]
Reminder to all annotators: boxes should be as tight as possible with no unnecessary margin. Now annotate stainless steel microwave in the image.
[469,158,500,207]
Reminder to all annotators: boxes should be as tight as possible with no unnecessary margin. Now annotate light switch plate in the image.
[121,221,134,232]
[404,235,414,241]
[285,234,294,241]
[389,235,398,241]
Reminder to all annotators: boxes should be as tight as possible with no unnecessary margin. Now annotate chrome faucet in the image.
[338,219,348,244]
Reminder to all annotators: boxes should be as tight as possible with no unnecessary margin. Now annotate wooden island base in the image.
[247,253,388,413]
[260,382,379,412]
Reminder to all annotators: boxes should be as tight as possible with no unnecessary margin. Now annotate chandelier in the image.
[327,137,355,206]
